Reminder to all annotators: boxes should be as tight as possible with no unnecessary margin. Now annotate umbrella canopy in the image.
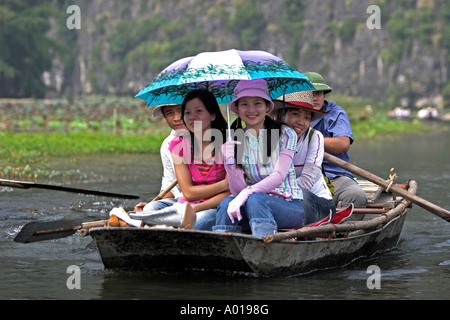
[136,49,315,106]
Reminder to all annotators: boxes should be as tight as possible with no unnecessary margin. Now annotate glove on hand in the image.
[227,187,253,223]
[221,140,241,164]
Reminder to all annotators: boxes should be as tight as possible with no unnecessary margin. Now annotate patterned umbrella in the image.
[136,49,314,106]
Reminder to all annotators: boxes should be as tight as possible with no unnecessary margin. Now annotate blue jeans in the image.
[302,190,336,225]
[194,208,217,231]
[143,198,178,211]
[213,193,304,238]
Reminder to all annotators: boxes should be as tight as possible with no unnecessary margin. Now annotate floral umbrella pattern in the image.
[136,49,315,106]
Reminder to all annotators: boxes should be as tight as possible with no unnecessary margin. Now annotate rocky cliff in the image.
[41,0,449,107]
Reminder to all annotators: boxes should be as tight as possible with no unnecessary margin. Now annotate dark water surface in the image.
[1,124,449,300]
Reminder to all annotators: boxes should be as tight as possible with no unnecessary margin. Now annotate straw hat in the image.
[230,79,274,114]
[272,91,326,122]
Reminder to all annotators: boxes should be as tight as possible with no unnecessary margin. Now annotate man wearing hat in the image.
[134,104,187,212]
[304,72,367,212]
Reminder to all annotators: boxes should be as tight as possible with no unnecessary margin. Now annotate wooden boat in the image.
[87,179,417,277]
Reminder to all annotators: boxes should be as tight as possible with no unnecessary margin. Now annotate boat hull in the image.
[90,209,409,277]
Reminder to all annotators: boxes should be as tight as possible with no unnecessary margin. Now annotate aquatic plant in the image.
[0,95,427,180]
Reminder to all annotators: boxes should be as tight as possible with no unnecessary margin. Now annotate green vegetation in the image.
[350,116,423,140]
[0,0,61,97]
[0,96,169,180]
[333,94,424,139]
[0,95,426,180]
[2,0,450,105]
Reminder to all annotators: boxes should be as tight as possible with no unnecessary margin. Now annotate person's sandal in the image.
[331,203,354,224]
[307,209,333,227]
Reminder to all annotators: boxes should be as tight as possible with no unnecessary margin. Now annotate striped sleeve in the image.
[279,125,297,151]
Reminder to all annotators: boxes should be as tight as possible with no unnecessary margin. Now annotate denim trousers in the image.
[193,208,217,231]
[143,198,178,211]
[143,198,216,231]
[302,190,336,225]
[213,193,304,238]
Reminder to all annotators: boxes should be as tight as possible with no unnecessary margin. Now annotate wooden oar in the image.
[14,179,178,243]
[0,178,139,199]
[151,179,178,201]
[13,219,107,243]
[323,152,450,223]
[264,180,418,243]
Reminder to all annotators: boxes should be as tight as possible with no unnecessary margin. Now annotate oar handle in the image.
[79,220,110,236]
[151,179,178,202]
[324,152,450,223]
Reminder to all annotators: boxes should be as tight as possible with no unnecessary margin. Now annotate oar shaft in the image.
[0,179,139,199]
[14,179,179,243]
[265,181,418,243]
[324,153,450,222]
[34,220,108,236]
[35,225,80,236]
[151,179,178,201]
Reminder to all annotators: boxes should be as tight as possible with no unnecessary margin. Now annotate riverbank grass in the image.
[0,96,425,179]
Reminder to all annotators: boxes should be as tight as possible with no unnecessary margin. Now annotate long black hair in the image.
[230,111,284,165]
[181,89,228,161]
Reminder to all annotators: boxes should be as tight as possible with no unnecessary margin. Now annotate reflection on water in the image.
[1,125,449,300]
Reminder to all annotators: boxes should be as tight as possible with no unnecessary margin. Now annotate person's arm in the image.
[323,107,352,154]
[297,130,324,190]
[249,149,295,193]
[226,126,297,223]
[162,191,175,199]
[191,190,231,213]
[221,141,247,196]
[160,134,181,197]
[323,136,350,154]
[226,149,295,223]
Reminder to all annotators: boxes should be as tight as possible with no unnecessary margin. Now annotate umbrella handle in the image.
[226,158,235,165]
[225,84,232,141]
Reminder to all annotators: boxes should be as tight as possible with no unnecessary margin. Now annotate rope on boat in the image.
[386,168,398,200]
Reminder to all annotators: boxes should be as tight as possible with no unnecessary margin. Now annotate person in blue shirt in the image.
[304,72,367,215]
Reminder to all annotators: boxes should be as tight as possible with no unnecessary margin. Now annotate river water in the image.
[1,124,449,301]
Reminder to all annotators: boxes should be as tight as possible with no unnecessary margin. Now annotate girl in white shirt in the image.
[271,91,338,226]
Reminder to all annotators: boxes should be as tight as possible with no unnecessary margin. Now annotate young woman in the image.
[130,89,230,230]
[270,91,351,226]
[213,79,304,238]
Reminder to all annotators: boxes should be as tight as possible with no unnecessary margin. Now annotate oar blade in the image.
[14,219,83,243]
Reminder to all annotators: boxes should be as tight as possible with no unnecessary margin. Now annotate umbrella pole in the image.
[226,104,232,141]
[226,84,232,141]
